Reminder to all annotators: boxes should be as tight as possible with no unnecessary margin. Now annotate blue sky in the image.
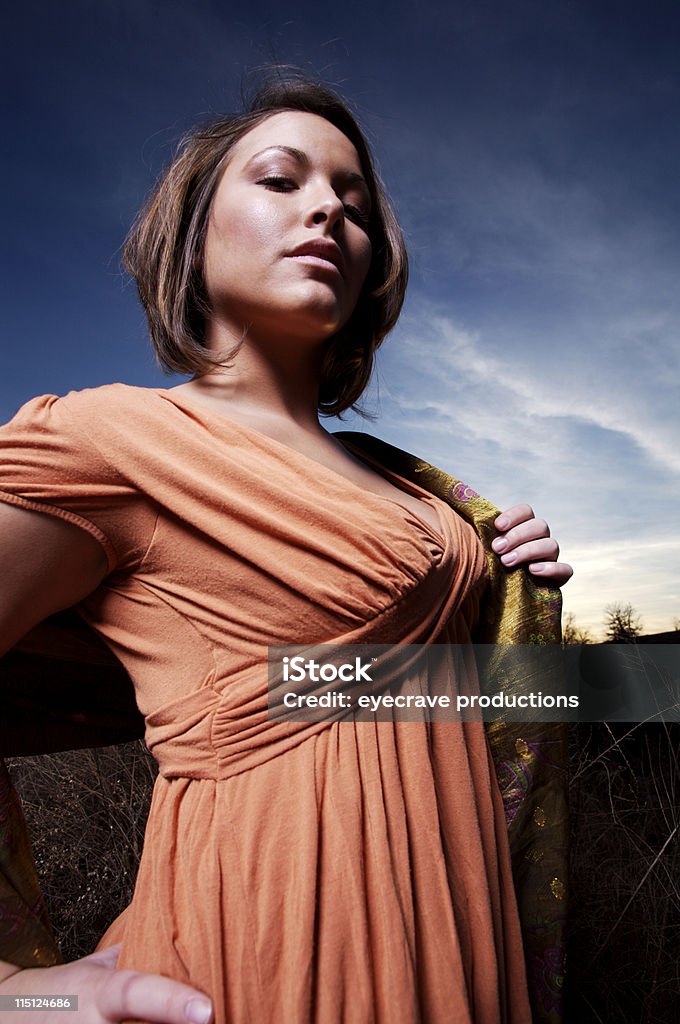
[4,0,679,638]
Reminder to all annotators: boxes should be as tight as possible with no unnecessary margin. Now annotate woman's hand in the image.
[491,504,573,585]
[0,945,213,1024]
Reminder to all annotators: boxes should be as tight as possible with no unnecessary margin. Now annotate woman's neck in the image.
[175,334,327,433]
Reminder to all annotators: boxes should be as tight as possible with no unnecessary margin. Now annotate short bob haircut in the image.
[122,71,408,417]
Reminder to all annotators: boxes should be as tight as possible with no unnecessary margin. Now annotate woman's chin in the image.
[285,277,354,323]
[274,298,351,342]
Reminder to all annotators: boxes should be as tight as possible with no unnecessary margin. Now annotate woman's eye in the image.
[343,204,371,231]
[257,176,370,231]
[258,175,297,191]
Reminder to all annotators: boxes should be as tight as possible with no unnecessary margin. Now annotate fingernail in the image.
[185,998,213,1024]
[501,551,517,565]
[492,538,507,553]
[530,563,546,573]
[495,515,508,529]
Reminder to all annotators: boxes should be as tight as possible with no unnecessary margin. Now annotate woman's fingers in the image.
[492,518,553,557]
[86,944,214,1024]
[493,505,573,585]
[493,504,536,531]
[0,949,214,1024]
[96,965,213,1024]
[527,561,574,585]
[492,536,559,565]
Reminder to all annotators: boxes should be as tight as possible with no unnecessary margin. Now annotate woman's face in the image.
[202,110,374,349]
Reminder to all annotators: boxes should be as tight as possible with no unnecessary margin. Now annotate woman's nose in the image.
[306,188,345,233]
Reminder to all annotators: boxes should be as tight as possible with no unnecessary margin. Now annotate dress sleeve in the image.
[0,392,157,574]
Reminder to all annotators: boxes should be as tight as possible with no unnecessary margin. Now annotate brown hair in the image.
[122,70,408,416]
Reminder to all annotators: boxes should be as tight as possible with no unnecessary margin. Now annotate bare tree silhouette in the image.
[562,611,594,645]
[603,603,643,643]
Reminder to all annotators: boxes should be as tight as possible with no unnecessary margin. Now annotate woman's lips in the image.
[288,253,343,276]
[286,239,346,278]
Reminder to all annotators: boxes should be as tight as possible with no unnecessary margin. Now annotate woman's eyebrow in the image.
[245,145,309,167]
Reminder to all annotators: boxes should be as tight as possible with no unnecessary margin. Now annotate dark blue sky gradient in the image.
[3,0,680,633]
[4,0,678,408]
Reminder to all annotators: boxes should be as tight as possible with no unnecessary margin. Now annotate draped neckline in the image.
[155,387,446,547]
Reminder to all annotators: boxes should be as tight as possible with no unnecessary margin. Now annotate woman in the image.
[0,74,572,1023]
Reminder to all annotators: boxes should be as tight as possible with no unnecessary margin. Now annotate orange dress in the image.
[0,384,531,1023]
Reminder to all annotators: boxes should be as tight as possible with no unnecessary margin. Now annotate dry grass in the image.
[7,724,680,1020]
[566,723,680,1022]
[6,741,157,959]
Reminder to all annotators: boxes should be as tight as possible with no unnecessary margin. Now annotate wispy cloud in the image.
[405,311,680,475]
[337,295,680,637]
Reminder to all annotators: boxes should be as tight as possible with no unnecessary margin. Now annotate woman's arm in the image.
[0,504,214,1023]
[492,503,573,585]
[0,503,108,658]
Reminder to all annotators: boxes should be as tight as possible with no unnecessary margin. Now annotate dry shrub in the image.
[567,722,680,1023]
[6,741,157,960]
